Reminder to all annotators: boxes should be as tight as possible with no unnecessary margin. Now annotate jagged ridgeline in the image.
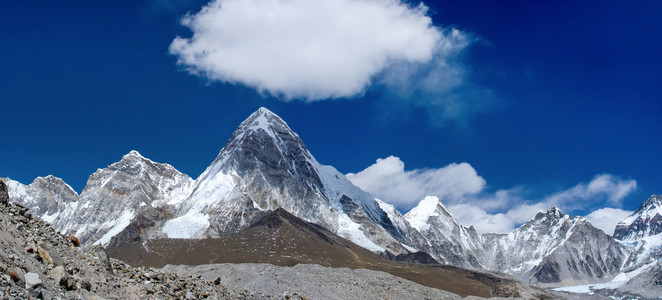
[3,108,662,296]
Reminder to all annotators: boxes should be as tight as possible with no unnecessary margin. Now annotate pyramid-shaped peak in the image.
[405,196,455,232]
[239,107,288,129]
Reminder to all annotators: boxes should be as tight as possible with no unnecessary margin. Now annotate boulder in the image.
[49,265,68,285]
[24,272,42,290]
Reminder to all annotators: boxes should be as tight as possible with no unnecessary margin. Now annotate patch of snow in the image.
[553,284,594,294]
[94,209,135,247]
[553,261,659,295]
[162,211,210,238]
[253,200,265,210]
[41,211,60,223]
[337,214,385,252]
[402,244,418,253]
[4,178,30,204]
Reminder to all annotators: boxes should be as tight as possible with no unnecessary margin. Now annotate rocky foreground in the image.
[0,180,303,299]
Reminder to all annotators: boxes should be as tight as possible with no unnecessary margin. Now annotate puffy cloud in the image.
[448,202,548,234]
[349,157,638,234]
[543,174,637,209]
[448,204,514,234]
[170,0,456,101]
[346,156,485,207]
[584,208,633,235]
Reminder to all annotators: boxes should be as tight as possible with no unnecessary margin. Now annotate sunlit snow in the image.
[94,209,135,247]
[162,211,210,238]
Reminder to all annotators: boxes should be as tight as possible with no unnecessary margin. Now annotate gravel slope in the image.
[162,263,462,300]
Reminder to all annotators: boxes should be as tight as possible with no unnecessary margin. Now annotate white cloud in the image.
[584,208,633,235]
[346,156,485,207]
[543,174,637,209]
[170,0,458,101]
[349,157,638,235]
[448,204,514,234]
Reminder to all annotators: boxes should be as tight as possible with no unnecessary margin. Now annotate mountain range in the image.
[4,108,661,295]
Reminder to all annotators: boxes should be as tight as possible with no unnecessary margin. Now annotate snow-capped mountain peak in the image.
[163,108,407,254]
[404,196,454,232]
[614,194,662,241]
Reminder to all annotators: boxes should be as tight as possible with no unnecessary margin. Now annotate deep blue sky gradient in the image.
[1,1,660,214]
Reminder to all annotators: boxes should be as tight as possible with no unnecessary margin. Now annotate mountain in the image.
[481,207,628,287]
[3,175,79,224]
[4,151,195,246]
[402,196,483,269]
[613,194,662,275]
[7,108,407,255]
[381,195,629,287]
[4,107,659,293]
[161,107,407,254]
[614,194,662,241]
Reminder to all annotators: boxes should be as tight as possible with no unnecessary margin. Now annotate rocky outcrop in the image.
[0,179,8,205]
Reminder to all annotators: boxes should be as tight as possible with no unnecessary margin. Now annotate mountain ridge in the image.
[3,107,659,293]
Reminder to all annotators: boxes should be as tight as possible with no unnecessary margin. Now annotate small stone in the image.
[69,236,80,247]
[213,277,221,285]
[25,243,36,253]
[64,278,77,291]
[24,272,42,290]
[39,288,54,300]
[37,246,54,264]
[77,278,91,291]
[16,204,29,216]
[9,268,24,284]
[49,265,68,285]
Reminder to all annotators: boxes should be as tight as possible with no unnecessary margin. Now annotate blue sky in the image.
[1,0,660,233]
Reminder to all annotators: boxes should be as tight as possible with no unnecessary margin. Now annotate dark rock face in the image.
[106,206,173,248]
[531,259,561,283]
[393,252,439,265]
[614,194,662,241]
[530,220,626,286]
[0,179,8,205]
